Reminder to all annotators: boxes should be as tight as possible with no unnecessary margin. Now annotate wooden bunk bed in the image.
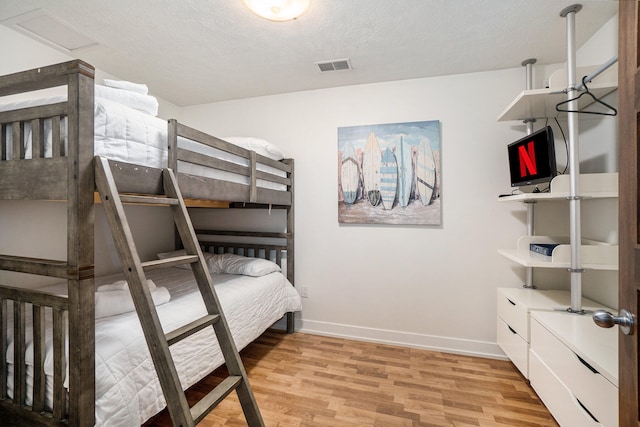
[0,60,296,426]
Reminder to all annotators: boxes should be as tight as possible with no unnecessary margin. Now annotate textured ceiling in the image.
[0,0,619,106]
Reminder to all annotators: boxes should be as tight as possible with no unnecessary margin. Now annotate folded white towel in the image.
[97,279,157,292]
[103,78,149,95]
[95,286,170,319]
[95,84,159,116]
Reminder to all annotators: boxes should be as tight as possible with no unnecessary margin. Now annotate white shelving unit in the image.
[498,172,619,271]
[498,173,618,202]
[498,236,617,270]
[495,5,619,426]
[497,80,617,122]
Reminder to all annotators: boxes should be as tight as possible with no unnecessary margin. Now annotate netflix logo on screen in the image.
[507,126,557,188]
[518,141,537,177]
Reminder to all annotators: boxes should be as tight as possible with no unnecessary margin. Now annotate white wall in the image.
[176,72,528,357]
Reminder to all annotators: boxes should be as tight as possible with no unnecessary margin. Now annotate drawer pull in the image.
[507,298,516,306]
[507,326,517,334]
[576,397,599,423]
[576,354,599,374]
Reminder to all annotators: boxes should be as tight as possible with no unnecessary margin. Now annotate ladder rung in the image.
[166,314,220,346]
[119,194,179,205]
[141,255,199,272]
[191,376,242,424]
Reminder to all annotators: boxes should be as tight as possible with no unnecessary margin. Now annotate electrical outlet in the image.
[300,286,309,298]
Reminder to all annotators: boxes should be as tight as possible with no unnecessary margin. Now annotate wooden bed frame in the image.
[0,60,295,426]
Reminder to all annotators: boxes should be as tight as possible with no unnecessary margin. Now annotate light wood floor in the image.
[144,329,559,427]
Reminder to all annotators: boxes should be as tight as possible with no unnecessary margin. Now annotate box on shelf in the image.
[530,243,559,257]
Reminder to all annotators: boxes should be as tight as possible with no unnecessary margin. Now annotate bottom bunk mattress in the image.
[4,267,302,425]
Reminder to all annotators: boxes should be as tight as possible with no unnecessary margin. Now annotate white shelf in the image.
[498,235,618,270]
[497,80,617,122]
[499,288,608,313]
[498,173,618,202]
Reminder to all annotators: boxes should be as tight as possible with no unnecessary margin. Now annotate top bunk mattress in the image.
[0,94,288,191]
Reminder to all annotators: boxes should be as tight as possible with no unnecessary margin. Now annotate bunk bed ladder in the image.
[94,156,264,427]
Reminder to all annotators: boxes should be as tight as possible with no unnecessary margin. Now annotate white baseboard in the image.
[298,319,507,360]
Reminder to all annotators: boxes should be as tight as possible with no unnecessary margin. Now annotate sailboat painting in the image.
[338,120,441,225]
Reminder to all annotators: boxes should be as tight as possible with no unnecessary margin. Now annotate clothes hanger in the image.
[555,75,617,116]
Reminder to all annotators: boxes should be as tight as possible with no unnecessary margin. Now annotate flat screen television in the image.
[507,126,557,188]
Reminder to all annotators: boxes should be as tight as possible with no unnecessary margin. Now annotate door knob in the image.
[593,309,636,335]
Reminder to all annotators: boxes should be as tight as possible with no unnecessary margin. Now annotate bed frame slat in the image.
[0,60,93,97]
[32,304,46,413]
[201,241,287,262]
[31,118,43,159]
[1,124,6,161]
[52,308,66,421]
[177,147,249,176]
[0,255,74,280]
[175,147,292,193]
[255,169,291,186]
[249,151,257,203]
[11,121,23,160]
[174,121,247,158]
[0,299,6,400]
[0,103,67,126]
[13,301,26,405]
[51,116,62,158]
[0,288,69,420]
[0,157,68,200]
[0,286,70,310]
[176,173,292,205]
[196,230,291,239]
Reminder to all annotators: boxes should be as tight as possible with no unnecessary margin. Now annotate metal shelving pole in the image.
[522,58,537,289]
[560,4,584,313]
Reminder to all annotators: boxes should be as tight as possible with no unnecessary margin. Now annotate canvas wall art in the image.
[338,120,441,225]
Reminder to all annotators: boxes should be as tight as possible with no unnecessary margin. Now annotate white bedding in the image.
[0,95,287,191]
[5,267,301,426]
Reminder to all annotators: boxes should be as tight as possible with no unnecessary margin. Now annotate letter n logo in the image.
[518,141,537,177]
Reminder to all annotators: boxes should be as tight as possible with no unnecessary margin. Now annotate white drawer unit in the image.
[530,311,618,427]
[496,317,528,375]
[529,351,603,427]
[496,288,604,378]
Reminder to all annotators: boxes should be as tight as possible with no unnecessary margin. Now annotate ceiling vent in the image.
[316,59,352,72]
[2,9,99,53]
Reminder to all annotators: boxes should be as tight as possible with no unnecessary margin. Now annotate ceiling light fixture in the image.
[242,0,310,22]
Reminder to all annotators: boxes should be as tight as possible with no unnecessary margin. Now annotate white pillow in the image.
[222,137,285,161]
[207,253,281,277]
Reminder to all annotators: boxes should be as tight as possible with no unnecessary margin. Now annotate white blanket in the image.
[5,268,302,426]
[0,96,287,190]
